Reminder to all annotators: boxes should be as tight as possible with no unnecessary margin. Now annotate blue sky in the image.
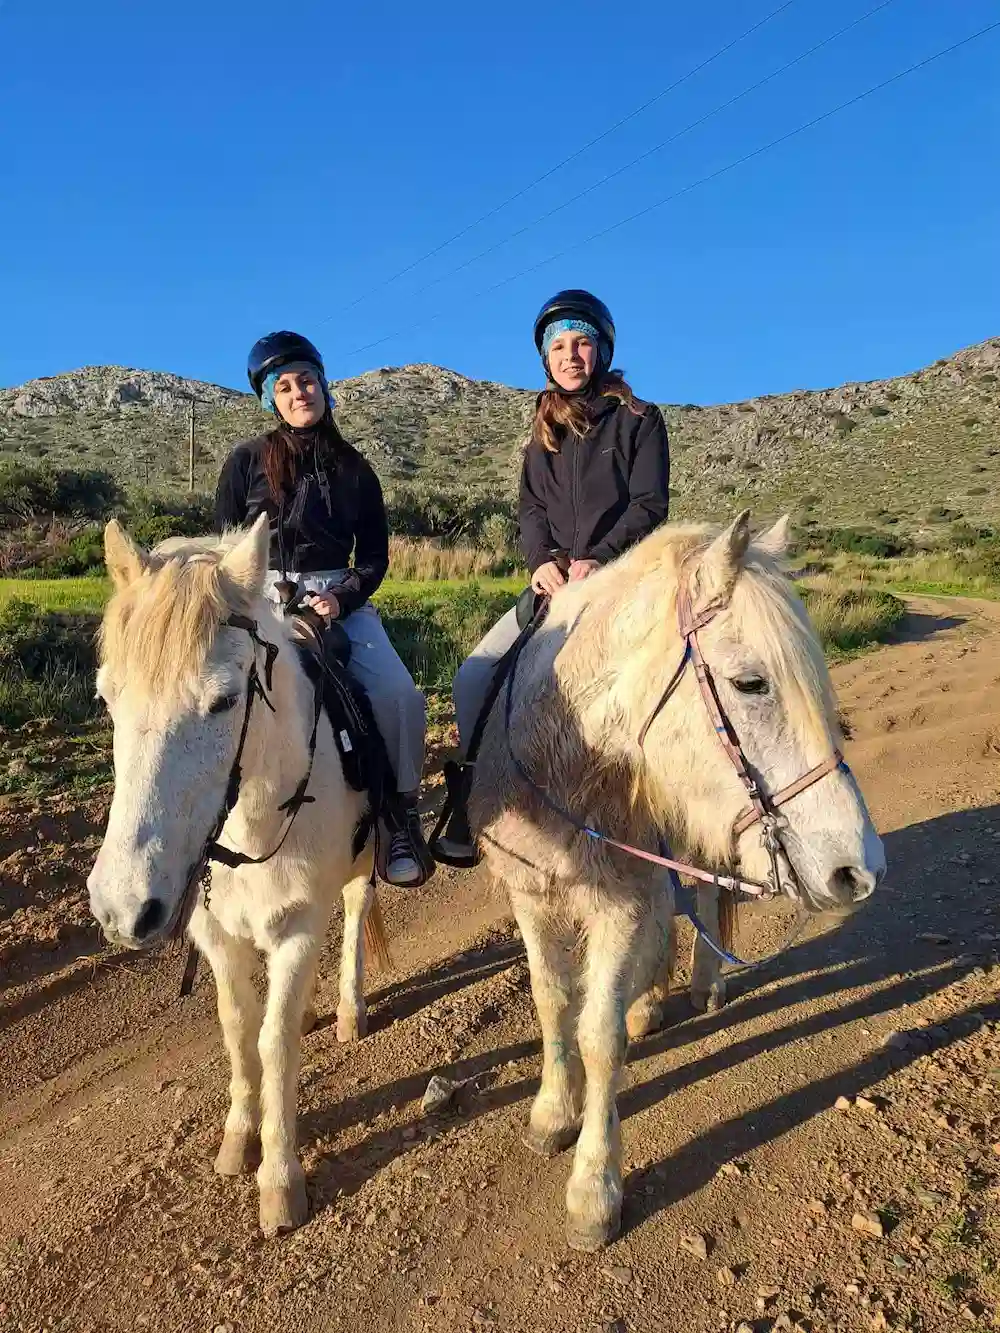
[1,0,997,404]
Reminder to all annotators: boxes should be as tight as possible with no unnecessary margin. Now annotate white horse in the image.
[471,512,885,1251]
[88,515,389,1237]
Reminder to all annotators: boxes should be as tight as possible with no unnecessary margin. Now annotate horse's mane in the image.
[98,532,258,696]
[482,520,840,871]
[550,520,838,753]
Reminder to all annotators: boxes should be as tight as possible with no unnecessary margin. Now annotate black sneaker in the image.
[380,803,436,887]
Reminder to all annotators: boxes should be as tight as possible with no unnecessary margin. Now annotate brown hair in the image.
[533,372,643,454]
[261,414,358,500]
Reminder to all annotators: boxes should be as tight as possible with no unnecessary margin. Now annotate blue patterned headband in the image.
[541,318,601,355]
[261,361,335,417]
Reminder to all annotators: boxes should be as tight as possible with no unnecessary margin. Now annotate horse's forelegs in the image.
[690,884,728,1012]
[257,923,321,1237]
[513,892,583,1159]
[337,871,374,1043]
[191,910,264,1177]
[566,907,643,1252]
[626,891,675,1039]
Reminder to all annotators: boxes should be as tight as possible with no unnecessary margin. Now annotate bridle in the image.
[504,558,848,913]
[174,614,322,965]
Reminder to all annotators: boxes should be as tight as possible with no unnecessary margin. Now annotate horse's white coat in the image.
[471,512,885,1250]
[88,516,382,1236]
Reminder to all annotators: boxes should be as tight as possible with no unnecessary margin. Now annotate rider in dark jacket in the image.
[433,290,670,865]
[215,331,434,888]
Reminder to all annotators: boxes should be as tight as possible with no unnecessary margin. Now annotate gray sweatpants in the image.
[265,571,426,794]
[452,607,521,757]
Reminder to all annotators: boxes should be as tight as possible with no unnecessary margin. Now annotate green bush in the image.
[383,482,516,545]
[830,412,857,435]
[869,404,891,417]
[804,527,910,558]
[0,462,124,524]
[801,586,905,657]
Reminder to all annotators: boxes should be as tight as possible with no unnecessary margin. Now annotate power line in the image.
[371,0,902,314]
[343,18,1000,361]
[318,0,801,325]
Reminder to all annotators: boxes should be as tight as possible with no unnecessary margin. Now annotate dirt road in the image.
[2,595,1000,1332]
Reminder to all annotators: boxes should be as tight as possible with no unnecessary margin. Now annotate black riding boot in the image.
[430,761,481,868]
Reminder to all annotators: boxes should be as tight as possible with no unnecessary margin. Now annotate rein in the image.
[177,613,323,993]
[503,560,849,966]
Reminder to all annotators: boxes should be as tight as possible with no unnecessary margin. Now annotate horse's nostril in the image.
[133,898,168,941]
[829,866,877,904]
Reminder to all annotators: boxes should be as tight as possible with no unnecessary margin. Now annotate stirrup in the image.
[429,760,482,869]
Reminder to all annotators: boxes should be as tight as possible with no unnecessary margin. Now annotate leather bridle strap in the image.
[732,750,846,837]
[176,614,323,993]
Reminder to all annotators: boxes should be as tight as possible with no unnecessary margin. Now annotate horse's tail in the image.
[364,890,393,973]
[719,888,739,955]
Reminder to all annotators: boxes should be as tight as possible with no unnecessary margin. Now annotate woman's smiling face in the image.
[547,331,598,391]
[273,366,325,427]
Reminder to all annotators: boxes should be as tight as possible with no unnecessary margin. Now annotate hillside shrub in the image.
[804,527,910,558]
[0,462,124,524]
[869,404,891,417]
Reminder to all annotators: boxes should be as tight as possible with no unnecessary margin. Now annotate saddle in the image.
[279,591,390,858]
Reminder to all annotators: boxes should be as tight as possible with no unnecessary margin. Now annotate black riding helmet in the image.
[532,290,616,371]
[247,331,325,398]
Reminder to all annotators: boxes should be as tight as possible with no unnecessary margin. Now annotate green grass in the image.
[0,576,110,612]
[0,574,524,614]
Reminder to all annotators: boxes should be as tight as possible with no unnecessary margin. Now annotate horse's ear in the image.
[221,514,270,595]
[756,514,791,559]
[104,520,148,591]
[691,510,751,613]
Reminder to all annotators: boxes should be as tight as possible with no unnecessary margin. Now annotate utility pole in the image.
[188,399,196,492]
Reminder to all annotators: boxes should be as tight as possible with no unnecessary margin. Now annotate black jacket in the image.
[518,394,670,573]
[214,433,389,616]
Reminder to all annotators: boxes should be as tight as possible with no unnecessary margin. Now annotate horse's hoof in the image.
[214,1131,260,1176]
[523,1122,581,1158]
[565,1208,621,1252]
[336,1006,368,1043]
[301,1006,318,1036]
[259,1177,309,1237]
[691,982,727,1014]
[626,999,666,1039]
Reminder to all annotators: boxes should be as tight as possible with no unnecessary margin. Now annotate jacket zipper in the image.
[570,434,582,560]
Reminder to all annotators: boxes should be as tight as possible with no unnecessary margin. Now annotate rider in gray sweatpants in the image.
[431,288,670,866]
[452,607,521,752]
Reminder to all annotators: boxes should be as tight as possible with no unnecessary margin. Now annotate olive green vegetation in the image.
[2,337,999,542]
[0,575,903,735]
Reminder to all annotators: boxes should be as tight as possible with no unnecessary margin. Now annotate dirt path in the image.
[3,595,1000,1332]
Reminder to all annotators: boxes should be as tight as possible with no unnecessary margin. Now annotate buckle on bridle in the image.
[760,813,785,854]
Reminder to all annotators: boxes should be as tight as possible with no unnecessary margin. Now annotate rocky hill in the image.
[2,339,999,534]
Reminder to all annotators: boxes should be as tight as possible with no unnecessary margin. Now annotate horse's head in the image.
[87,515,273,949]
[615,512,885,914]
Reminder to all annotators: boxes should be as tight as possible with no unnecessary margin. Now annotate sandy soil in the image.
[2,595,1000,1333]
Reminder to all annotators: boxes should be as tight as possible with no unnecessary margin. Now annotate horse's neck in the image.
[533,569,686,843]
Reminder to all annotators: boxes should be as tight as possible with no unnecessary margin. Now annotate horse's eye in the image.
[209,693,241,715]
[732,674,769,696]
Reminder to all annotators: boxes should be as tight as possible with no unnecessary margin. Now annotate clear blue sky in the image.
[1,0,997,404]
